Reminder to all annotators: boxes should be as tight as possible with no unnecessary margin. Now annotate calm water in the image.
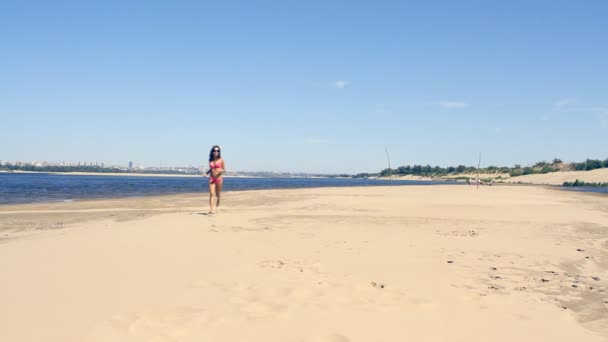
[560,186,608,195]
[0,173,454,205]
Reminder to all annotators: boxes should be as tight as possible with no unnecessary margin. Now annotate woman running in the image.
[206,145,225,214]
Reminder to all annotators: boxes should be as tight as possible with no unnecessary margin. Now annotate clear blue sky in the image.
[1,1,607,174]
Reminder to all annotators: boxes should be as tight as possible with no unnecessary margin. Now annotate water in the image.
[560,186,608,195]
[0,173,454,205]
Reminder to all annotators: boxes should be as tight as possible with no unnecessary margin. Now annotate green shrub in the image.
[522,167,536,175]
[563,180,608,187]
[510,169,524,177]
[574,162,586,171]
[540,166,556,174]
[585,159,603,170]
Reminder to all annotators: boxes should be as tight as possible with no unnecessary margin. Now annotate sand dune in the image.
[0,185,607,341]
[384,168,608,186]
[505,168,608,185]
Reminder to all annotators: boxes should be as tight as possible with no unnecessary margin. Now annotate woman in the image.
[206,145,225,214]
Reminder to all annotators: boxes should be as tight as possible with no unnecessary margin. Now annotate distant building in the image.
[129,161,133,169]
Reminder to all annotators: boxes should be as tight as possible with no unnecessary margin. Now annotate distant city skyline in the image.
[0,159,198,169]
[1,1,607,174]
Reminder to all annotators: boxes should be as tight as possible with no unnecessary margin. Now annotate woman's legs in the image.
[209,182,217,213]
[215,181,223,208]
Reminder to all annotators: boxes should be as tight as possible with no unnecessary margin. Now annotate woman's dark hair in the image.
[209,145,221,162]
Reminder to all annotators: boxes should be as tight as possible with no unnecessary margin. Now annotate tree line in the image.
[353,158,608,179]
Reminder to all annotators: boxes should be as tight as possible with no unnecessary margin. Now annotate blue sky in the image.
[1,1,607,174]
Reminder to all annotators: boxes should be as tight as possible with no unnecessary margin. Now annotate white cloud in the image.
[438,101,467,109]
[332,80,350,89]
[553,98,577,107]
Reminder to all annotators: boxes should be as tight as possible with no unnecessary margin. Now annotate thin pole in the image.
[477,152,481,189]
[385,148,392,179]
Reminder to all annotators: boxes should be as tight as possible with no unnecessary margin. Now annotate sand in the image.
[383,174,436,181]
[506,168,608,185]
[442,172,511,180]
[1,185,607,341]
[382,168,608,186]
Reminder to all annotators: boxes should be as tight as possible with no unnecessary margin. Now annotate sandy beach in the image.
[1,185,607,341]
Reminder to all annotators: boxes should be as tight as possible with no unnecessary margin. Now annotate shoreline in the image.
[1,181,606,208]
[6,169,608,188]
[0,182,461,207]
[0,176,462,206]
[0,183,605,232]
[0,170,346,179]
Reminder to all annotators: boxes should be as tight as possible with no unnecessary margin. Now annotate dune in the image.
[506,168,608,185]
